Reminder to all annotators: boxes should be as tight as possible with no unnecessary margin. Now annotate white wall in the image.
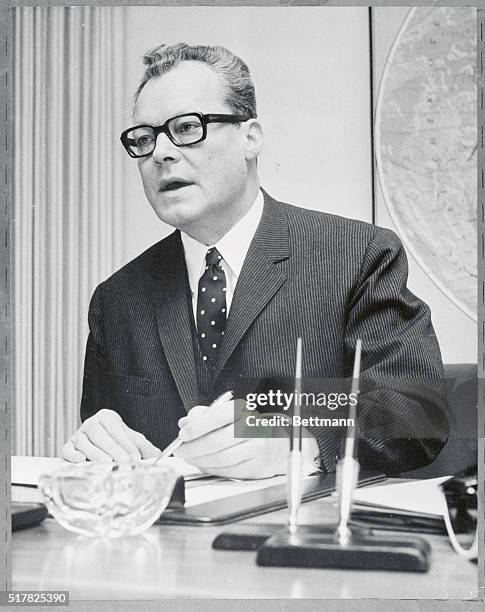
[119,7,373,263]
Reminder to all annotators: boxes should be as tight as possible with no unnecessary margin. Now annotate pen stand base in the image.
[213,523,281,551]
[213,523,370,551]
[256,530,431,572]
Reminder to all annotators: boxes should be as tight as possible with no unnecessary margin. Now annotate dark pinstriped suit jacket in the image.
[80,191,449,474]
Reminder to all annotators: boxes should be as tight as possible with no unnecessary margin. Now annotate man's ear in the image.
[243,119,263,161]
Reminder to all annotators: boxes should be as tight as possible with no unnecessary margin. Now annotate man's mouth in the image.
[160,179,193,192]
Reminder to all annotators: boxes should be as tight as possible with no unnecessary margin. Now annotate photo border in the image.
[0,1,482,610]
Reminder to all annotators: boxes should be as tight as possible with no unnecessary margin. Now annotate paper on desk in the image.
[351,476,453,518]
[11,456,66,486]
[141,457,203,480]
[184,474,317,507]
[11,455,203,486]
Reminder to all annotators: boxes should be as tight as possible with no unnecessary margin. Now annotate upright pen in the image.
[336,338,362,544]
[287,337,303,534]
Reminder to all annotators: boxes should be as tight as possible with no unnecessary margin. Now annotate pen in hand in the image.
[153,390,234,464]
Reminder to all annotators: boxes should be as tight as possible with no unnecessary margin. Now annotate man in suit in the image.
[62,43,448,478]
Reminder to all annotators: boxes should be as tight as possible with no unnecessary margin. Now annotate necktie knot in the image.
[206,247,223,267]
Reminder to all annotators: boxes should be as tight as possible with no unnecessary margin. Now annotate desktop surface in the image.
[12,487,477,600]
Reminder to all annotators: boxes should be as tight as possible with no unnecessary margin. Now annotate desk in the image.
[12,492,477,600]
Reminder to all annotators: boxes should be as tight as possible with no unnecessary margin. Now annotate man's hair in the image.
[134,42,257,119]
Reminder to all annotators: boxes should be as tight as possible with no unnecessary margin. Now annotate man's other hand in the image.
[62,409,161,463]
[173,400,289,479]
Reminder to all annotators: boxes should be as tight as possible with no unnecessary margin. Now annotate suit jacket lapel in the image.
[212,192,290,382]
[150,231,200,412]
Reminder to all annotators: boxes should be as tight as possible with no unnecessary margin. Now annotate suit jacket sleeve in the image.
[80,284,108,422]
[308,226,449,475]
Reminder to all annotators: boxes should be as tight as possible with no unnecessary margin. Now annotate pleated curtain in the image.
[14,7,126,456]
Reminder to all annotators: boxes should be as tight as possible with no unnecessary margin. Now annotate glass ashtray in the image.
[39,461,177,538]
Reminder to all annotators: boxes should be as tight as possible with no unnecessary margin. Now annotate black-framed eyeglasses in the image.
[120,112,248,158]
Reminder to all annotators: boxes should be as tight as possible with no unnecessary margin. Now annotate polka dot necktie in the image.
[197,247,227,366]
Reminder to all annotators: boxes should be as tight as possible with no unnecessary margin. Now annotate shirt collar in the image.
[181,190,264,293]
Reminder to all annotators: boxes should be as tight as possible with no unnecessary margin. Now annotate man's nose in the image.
[151,131,181,164]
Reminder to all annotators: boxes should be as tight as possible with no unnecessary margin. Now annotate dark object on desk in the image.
[400,364,477,479]
[213,523,282,550]
[12,503,48,532]
[442,469,477,511]
[350,511,446,535]
[165,474,185,510]
[441,470,477,536]
[350,470,477,536]
[353,510,475,536]
[256,530,431,572]
[213,523,373,551]
[160,471,385,526]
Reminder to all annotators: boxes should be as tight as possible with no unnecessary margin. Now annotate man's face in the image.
[133,61,258,240]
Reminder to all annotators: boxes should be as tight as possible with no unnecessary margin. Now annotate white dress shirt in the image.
[181,190,264,325]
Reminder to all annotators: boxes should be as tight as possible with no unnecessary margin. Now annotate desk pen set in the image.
[213,338,431,572]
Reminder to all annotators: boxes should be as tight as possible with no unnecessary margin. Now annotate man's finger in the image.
[178,404,209,425]
[178,400,235,441]
[177,436,252,468]
[175,436,288,479]
[176,424,247,460]
[72,431,114,462]
[95,413,141,460]
[127,429,161,459]
[61,440,87,463]
[82,423,133,462]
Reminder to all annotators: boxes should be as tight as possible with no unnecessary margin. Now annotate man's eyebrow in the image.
[132,110,200,126]
[131,119,159,128]
[131,108,153,126]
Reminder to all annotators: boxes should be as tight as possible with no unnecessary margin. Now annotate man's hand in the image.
[62,409,161,463]
[174,400,288,479]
